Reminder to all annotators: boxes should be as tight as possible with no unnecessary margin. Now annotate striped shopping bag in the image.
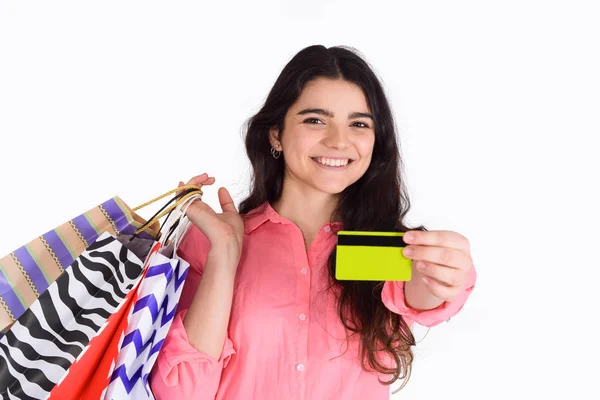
[0,197,160,332]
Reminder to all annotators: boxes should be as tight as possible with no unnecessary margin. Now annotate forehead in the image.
[292,78,371,112]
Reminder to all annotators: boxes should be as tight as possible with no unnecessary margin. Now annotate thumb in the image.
[218,187,238,213]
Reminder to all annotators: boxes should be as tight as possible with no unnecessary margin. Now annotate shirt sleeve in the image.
[381,264,477,327]
[149,226,236,400]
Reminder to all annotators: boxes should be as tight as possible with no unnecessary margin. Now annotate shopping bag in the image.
[48,187,204,400]
[103,245,189,399]
[92,193,200,400]
[0,197,160,332]
[0,232,147,400]
[47,240,161,400]
[0,186,203,400]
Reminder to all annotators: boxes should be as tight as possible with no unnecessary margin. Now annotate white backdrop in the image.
[1,1,598,398]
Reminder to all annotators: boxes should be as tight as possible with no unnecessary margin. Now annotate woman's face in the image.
[270,78,376,196]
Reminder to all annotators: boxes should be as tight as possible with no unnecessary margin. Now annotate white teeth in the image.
[314,157,349,167]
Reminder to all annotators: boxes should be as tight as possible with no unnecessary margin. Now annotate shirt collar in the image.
[243,202,343,234]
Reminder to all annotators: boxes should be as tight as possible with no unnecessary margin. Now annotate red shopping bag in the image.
[74,243,163,400]
[47,278,142,400]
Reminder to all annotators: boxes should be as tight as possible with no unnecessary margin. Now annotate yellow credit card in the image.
[335,231,412,281]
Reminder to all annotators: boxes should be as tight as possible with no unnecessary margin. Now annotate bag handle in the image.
[158,192,203,252]
[130,185,203,237]
[132,185,203,212]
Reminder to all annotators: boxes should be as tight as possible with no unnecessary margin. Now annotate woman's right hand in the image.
[178,174,244,260]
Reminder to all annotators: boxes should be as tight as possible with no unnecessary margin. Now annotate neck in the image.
[271,180,340,234]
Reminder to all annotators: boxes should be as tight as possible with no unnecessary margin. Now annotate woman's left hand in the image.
[402,230,473,302]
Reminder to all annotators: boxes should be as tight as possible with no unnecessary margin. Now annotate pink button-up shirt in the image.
[149,202,476,400]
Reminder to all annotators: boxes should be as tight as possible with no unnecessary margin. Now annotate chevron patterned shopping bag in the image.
[103,244,190,399]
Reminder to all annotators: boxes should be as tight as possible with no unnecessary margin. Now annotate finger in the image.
[218,187,238,213]
[177,174,215,195]
[187,173,209,183]
[403,230,470,252]
[186,177,215,188]
[414,260,466,288]
[185,173,213,187]
[190,176,215,189]
[176,181,185,195]
[421,276,461,302]
[403,245,470,270]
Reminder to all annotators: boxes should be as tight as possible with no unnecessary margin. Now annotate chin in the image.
[314,182,351,195]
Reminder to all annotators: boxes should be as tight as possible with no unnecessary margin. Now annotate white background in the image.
[1,1,598,398]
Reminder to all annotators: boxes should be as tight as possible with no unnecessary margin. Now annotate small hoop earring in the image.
[271,146,281,159]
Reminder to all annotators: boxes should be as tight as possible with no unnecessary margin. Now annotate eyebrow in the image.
[297,108,374,121]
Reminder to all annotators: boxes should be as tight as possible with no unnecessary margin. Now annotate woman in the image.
[149,45,477,399]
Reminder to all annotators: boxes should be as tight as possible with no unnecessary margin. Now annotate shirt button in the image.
[299,313,306,321]
[300,268,308,275]
[324,226,331,233]
[297,364,305,372]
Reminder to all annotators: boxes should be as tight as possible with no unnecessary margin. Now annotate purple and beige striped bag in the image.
[0,197,159,332]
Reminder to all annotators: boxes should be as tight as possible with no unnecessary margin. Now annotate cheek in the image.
[356,136,375,162]
[282,139,313,171]
[284,130,317,155]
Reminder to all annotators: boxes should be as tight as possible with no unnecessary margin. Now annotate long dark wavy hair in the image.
[238,45,426,390]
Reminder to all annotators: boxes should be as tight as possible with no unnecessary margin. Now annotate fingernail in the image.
[416,261,425,270]
[422,277,430,284]
[404,232,413,242]
[403,247,413,257]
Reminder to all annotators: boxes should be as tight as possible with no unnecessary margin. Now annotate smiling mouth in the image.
[311,157,355,168]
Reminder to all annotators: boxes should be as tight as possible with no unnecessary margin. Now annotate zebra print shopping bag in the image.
[0,197,160,332]
[0,232,148,400]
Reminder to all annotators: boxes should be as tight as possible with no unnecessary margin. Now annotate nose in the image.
[323,125,349,150]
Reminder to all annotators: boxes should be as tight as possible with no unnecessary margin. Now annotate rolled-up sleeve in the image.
[381,265,477,327]
[149,309,236,399]
[149,226,236,399]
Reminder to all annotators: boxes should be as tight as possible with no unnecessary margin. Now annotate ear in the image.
[269,127,281,149]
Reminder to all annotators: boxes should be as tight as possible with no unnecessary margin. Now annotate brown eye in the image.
[304,118,324,124]
[353,121,370,128]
